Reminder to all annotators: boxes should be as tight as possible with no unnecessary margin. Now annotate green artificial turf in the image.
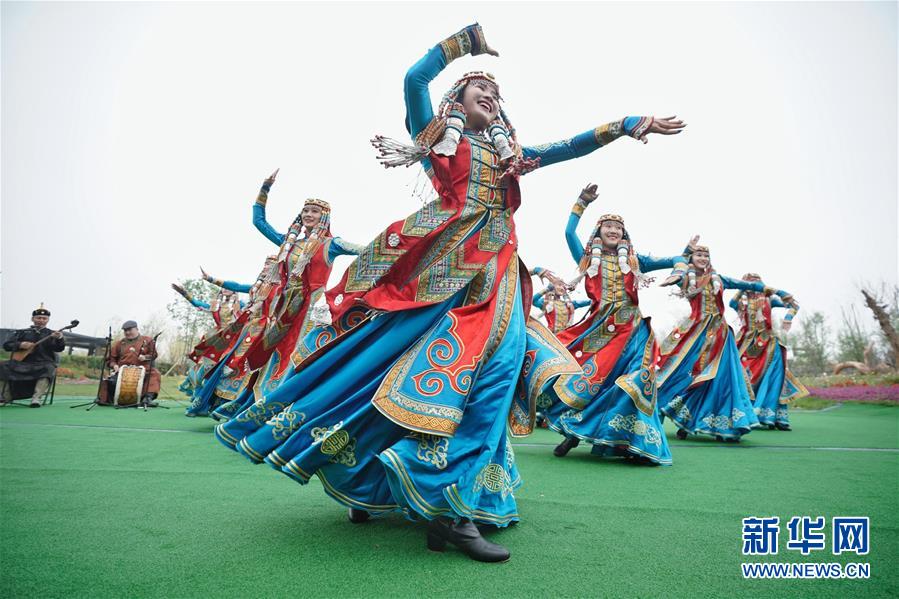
[1,399,897,598]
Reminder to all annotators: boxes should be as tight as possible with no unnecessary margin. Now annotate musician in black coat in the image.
[0,305,65,407]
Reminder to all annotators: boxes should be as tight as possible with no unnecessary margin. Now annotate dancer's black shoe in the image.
[775,423,792,431]
[676,429,688,440]
[553,436,580,457]
[426,518,510,563]
[348,508,370,524]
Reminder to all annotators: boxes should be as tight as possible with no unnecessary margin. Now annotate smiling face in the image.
[598,221,625,250]
[460,80,500,132]
[691,250,711,270]
[301,204,323,229]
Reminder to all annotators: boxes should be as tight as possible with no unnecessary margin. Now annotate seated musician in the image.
[0,305,65,408]
[98,320,162,406]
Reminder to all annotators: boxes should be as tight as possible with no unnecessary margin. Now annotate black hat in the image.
[32,303,50,317]
[122,320,138,330]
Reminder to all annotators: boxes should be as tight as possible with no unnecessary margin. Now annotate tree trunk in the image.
[861,288,899,367]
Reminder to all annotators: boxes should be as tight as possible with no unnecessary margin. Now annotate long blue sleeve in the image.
[637,254,684,273]
[221,280,252,293]
[327,237,365,264]
[565,212,585,264]
[522,117,645,170]
[189,298,211,310]
[573,299,592,309]
[404,46,444,138]
[721,275,766,293]
[770,296,786,309]
[253,202,285,246]
[533,291,546,310]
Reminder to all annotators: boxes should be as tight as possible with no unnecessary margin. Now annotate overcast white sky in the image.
[2,2,897,345]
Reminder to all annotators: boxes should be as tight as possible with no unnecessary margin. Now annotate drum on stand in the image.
[113,365,145,406]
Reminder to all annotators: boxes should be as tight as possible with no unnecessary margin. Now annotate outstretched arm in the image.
[328,237,366,264]
[720,275,789,299]
[200,269,253,294]
[522,116,685,170]
[172,283,211,310]
[573,298,592,309]
[637,254,687,274]
[252,170,285,246]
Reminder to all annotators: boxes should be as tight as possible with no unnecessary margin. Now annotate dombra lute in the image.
[10,320,79,361]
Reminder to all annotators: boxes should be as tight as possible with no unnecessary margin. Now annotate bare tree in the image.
[861,285,899,369]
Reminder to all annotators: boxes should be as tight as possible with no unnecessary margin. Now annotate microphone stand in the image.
[71,327,112,410]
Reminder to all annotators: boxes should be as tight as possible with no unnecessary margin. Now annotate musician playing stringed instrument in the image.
[0,304,68,407]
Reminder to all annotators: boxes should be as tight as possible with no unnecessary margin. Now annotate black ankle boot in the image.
[348,508,370,524]
[553,436,580,457]
[426,518,510,563]
[775,423,792,431]
[676,429,688,440]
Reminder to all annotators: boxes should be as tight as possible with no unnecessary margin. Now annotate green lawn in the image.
[1,397,896,598]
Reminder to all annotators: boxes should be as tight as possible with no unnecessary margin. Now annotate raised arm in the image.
[405,24,492,138]
[565,184,599,264]
[253,171,285,246]
[201,269,252,294]
[172,283,211,311]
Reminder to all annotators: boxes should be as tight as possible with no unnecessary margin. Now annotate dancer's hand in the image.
[171,283,188,297]
[579,183,599,205]
[264,168,279,186]
[782,320,793,332]
[687,235,700,251]
[648,116,686,136]
[659,276,679,287]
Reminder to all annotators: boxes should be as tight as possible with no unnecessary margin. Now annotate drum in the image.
[113,365,145,406]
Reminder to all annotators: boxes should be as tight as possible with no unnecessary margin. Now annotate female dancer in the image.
[657,247,789,441]
[731,273,807,430]
[530,272,591,334]
[231,171,362,416]
[215,24,684,562]
[186,256,278,417]
[171,283,244,399]
[544,184,688,465]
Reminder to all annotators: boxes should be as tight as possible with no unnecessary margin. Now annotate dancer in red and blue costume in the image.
[543,184,689,465]
[530,267,591,334]
[731,273,807,430]
[657,247,791,441]
[214,23,684,562]
[171,283,245,399]
[215,172,362,421]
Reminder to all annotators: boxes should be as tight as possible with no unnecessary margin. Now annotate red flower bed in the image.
[806,385,899,403]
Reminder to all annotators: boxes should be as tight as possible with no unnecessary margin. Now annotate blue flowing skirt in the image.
[214,284,529,527]
[184,349,234,418]
[544,318,672,465]
[658,324,759,439]
[751,345,790,426]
